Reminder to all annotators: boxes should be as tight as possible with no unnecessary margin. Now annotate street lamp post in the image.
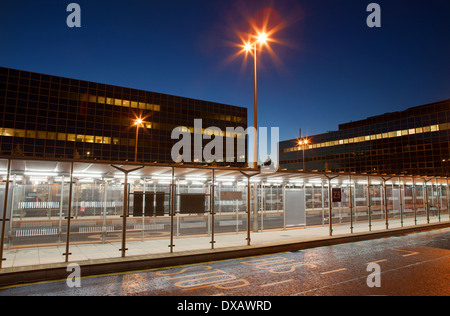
[298,138,309,171]
[134,118,143,162]
[244,32,269,169]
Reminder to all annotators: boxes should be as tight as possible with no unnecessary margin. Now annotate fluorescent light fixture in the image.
[186,177,207,182]
[152,176,172,180]
[25,172,58,177]
[216,177,235,182]
[157,181,171,185]
[29,177,49,182]
[74,173,103,178]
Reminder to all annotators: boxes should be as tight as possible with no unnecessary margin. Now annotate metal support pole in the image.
[424,179,430,224]
[383,179,389,230]
[436,179,441,222]
[325,175,339,236]
[170,167,175,253]
[412,177,417,225]
[0,159,11,268]
[367,176,372,232]
[240,171,260,246]
[247,177,251,245]
[64,162,74,263]
[102,178,108,244]
[399,177,404,227]
[253,43,258,170]
[111,164,144,258]
[447,178,449,221]
[349,175,353,234]
[328,178,333,236]
[121,172,128,258]
[210,169,215,249]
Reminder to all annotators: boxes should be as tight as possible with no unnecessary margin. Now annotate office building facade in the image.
[280,99,450,176]
[0,67,247,166]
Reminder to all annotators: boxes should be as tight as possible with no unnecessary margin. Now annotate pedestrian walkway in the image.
[1,215,447,270]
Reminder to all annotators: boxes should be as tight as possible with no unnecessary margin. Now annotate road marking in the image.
[260,279,295,288]
[392,249,420,257]
[366,259,387,265]
[320,268,347,275]
[294,254,450,296]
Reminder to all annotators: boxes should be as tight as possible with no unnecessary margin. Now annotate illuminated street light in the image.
[240,31,272,169]
[298,138,310,171]
[258,32,268,44]
[134,117,144,162]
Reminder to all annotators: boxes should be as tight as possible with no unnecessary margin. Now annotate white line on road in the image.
[392,249,420,257]
[320,268,347,275]
[366,259,387,265]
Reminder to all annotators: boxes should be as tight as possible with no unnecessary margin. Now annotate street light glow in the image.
[258,32,268,44]
[298,138,310,147]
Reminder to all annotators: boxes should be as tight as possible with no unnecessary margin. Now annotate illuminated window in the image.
[26,130,37,139]
[16,130,25,138]
[58,133,67,141]
[85,135,94,143]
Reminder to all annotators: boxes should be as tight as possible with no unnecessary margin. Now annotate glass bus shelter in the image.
[0,158,448,268]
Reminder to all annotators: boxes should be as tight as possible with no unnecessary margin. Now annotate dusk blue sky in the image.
[1,0,449,141]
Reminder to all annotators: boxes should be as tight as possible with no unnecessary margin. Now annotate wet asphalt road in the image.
[1,227,449,296]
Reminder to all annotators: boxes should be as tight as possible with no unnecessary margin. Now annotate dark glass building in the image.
[0,67,247,166]
[280,99,450,176]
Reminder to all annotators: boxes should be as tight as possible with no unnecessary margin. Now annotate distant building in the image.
[0,67,247,166]
[280,99,450,176]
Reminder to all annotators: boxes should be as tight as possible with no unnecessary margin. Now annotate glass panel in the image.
[176,175,211,250]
